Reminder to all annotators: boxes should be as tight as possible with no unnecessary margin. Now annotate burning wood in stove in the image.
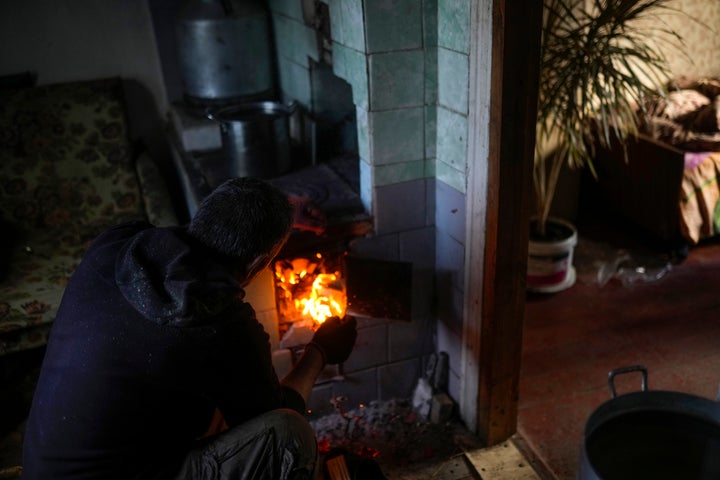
[274,252,347,337]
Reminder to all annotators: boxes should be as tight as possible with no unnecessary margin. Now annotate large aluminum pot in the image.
[579,365,720,479]
[207,101,296,179]
[175,0,274,105]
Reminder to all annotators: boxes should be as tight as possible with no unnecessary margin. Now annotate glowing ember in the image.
[274,253,347,328]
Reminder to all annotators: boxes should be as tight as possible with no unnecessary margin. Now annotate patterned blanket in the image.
[0,78,176,355]
[679,152,720,244]
[640,77,720,244]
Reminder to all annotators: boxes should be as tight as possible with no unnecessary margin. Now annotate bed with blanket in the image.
[591,76,720,247]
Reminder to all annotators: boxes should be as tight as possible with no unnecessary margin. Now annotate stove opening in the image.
[272,249,413,370]
[274,250,347,341]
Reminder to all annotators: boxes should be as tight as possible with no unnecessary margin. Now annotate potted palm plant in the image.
[527,0,682,292]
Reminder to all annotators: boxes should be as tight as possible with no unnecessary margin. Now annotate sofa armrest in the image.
[135,152,178,227]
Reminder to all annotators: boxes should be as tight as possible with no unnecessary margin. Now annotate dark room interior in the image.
[1,0,720,479]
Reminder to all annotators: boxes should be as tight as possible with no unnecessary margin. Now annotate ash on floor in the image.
[310,398,484,478]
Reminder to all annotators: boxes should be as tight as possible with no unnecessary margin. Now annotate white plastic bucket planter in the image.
[527,217,578,293]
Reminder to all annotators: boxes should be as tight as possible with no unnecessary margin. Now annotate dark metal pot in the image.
[579,366,720,480]
[207,101,296,179]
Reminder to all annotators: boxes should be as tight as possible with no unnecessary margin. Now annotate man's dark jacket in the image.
[22,221,303,479]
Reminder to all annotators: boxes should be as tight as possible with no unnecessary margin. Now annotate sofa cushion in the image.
[0,227,84,353]
[0,78,151,355]
[0,78,145,233]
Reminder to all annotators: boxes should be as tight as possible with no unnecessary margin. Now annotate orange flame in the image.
[298,273,346,324]
[274,254,346,327]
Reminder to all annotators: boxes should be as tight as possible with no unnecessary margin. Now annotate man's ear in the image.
[247,253,270,273]
[240,235,289,285]
[241,253,271,285]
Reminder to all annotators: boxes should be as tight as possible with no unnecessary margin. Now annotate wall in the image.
[432,0,473,403]
[656,0,720,78]
[0,0,170,164]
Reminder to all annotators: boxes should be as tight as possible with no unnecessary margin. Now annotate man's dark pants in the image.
[174,409,318,480]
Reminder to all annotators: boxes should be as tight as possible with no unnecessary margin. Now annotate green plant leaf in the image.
[533,0,694,235]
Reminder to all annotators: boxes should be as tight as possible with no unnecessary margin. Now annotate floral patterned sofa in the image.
[0,78,177,356]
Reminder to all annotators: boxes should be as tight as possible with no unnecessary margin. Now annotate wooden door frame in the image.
[460,0,543,445]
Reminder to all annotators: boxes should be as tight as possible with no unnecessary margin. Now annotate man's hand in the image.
[288,195,326,234]
[309,316,357,365]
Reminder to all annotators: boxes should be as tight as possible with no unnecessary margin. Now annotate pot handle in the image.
[205,107,219,123]
[608,365,648,398]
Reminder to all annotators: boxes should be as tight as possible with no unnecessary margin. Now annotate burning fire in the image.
[299,273,345,323]
[274,253,347,327]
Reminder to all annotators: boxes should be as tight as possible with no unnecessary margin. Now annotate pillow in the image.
[0,78,144,231]
[677,95,720,134]
[644,89,710,120]
[693,78,720,100]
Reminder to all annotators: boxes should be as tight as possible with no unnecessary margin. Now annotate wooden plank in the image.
[463,0,543,446]
[459,0,494,432]
[325,455,351,480]
[464,441,542,480]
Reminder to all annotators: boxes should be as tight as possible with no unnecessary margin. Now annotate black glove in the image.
[309,316,357,365]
